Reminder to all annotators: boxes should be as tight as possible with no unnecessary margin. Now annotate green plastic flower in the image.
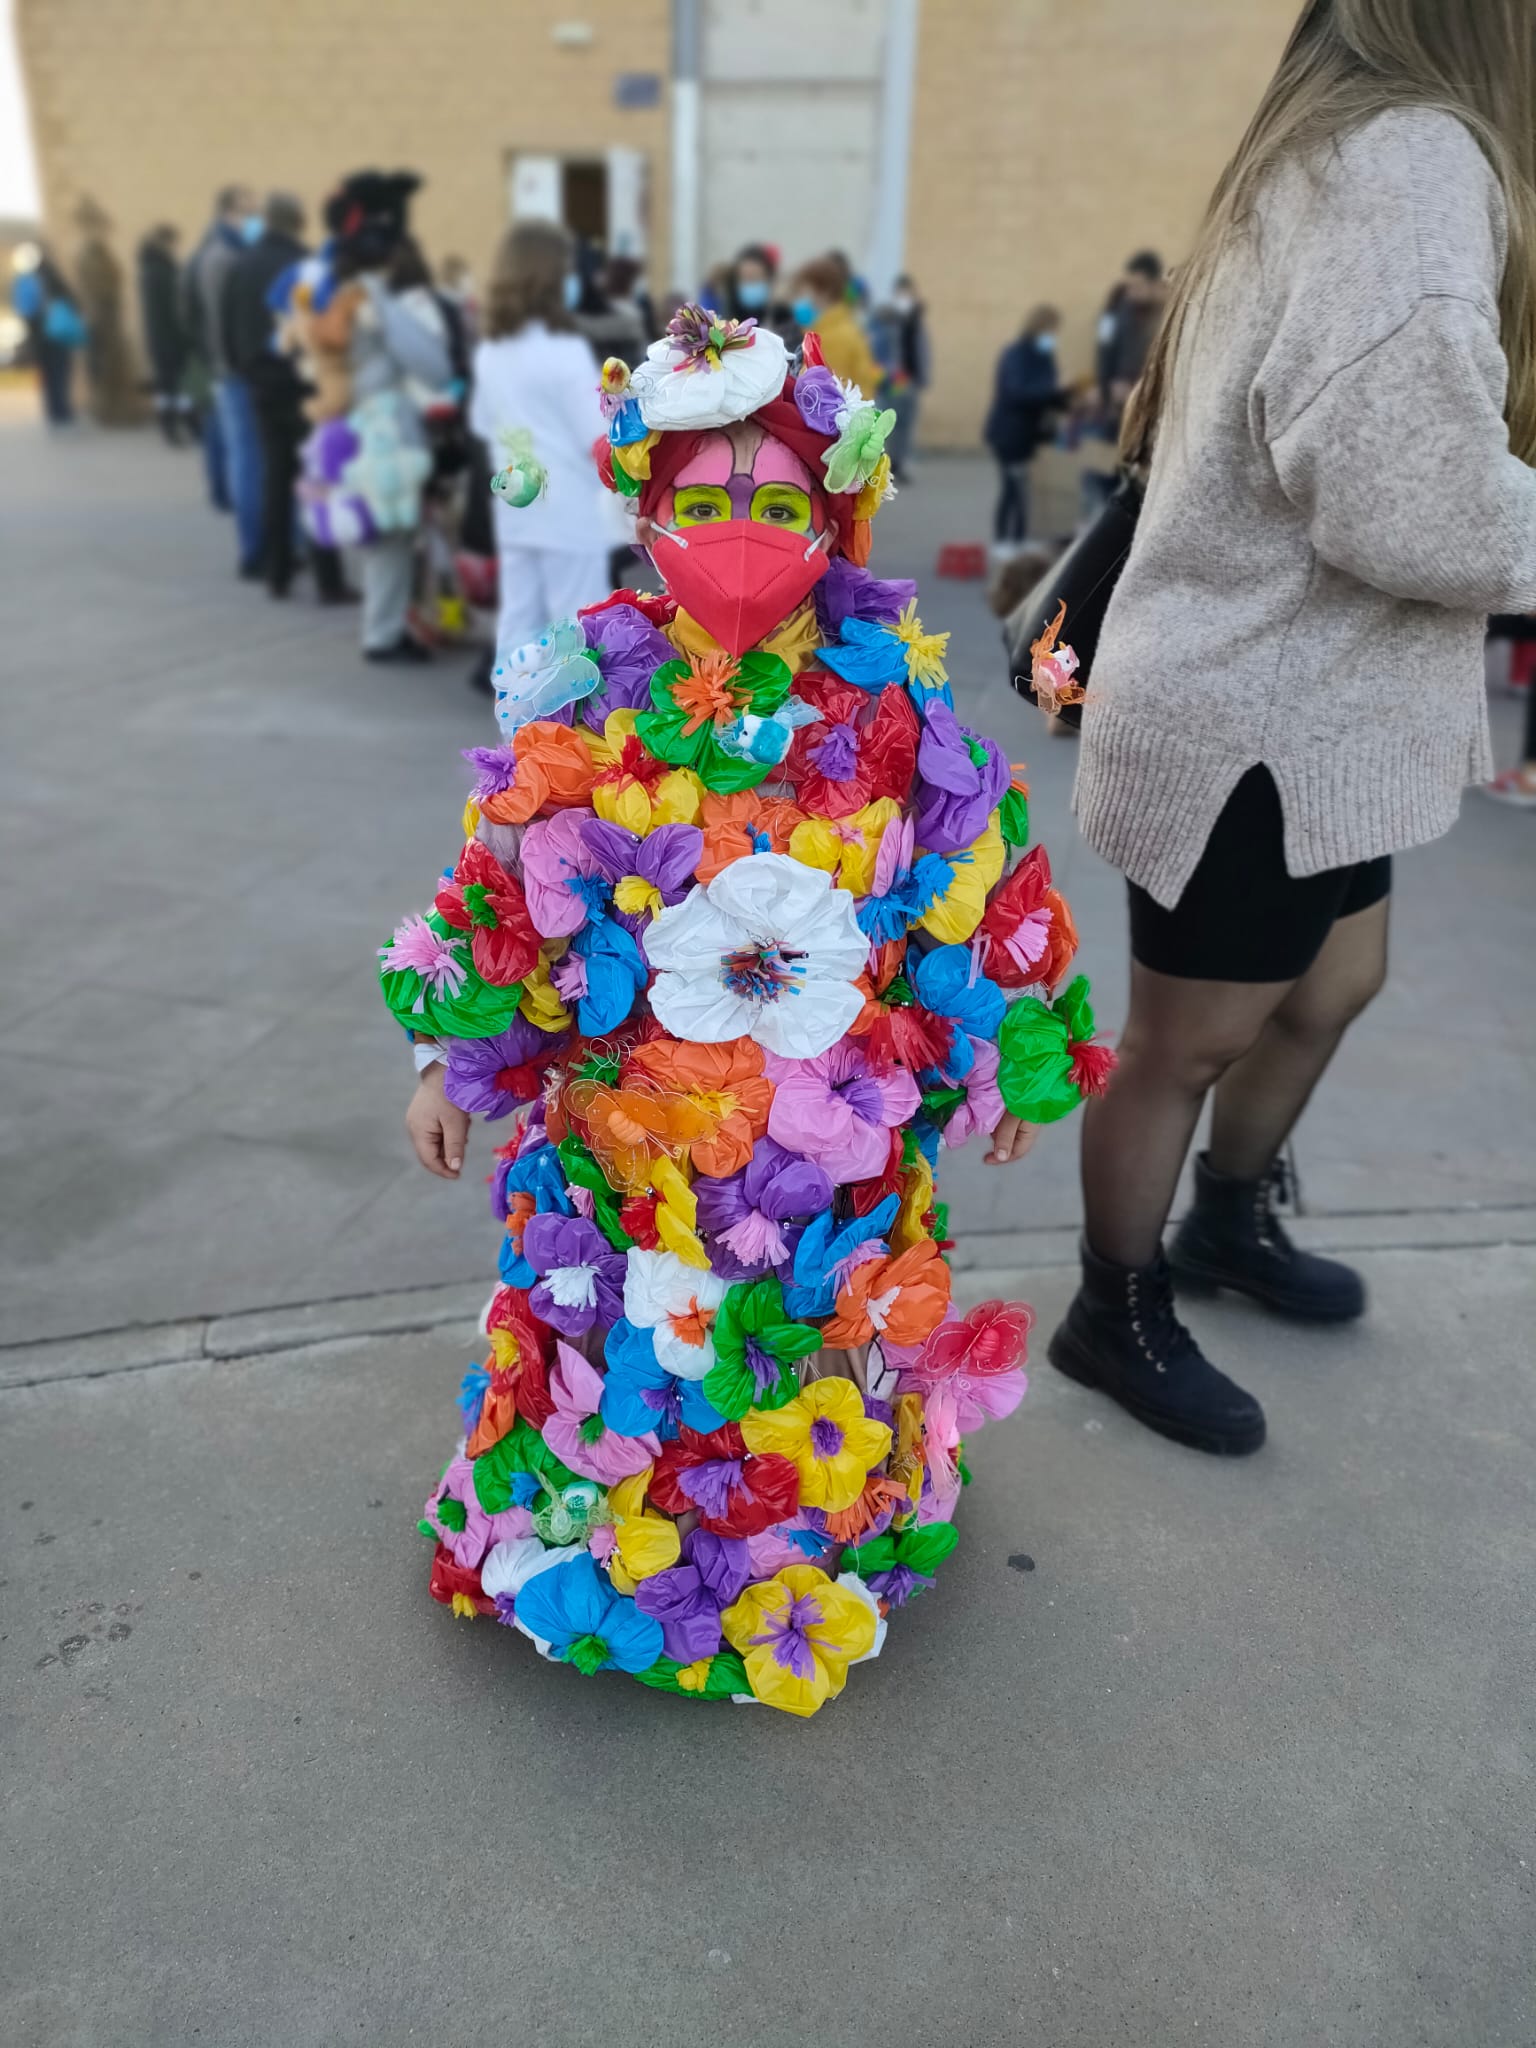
[636,649,793,794]
[998,783,1031,848]
[556,1132,634,1252]
[702,1275,824,1421]
[841,1521,959,1607]
[633,1648,752,1699]
[377,909,524,1038]
[996,974,1106,1124]
[472,1416,577,1517]
[823,400,897,495]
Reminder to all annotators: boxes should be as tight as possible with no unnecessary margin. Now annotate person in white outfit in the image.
[469,221,614,661]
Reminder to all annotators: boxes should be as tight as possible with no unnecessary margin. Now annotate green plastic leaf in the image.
[556,1134,633,1252]
[472,1417,577,1516]
[998,785,1031,848]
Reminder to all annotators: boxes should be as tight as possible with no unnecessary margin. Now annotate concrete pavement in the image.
[2,405,1534,2045]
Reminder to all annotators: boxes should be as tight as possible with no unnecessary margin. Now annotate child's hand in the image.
[406,1064,471,1180]
[984,1112,1037,1166]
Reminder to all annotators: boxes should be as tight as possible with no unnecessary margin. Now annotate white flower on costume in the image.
[630,327,791,433]
[623,1249,728,1381]
[643,851,869,1060]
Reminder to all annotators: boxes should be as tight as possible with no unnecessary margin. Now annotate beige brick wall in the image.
[905,0,1301,443]
[17,0,672,333]
[19,0,1299,443]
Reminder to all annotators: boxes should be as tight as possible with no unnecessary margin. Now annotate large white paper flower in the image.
[623,1249,728,1380]
[643,851,869,1059]
[630,326,791,433]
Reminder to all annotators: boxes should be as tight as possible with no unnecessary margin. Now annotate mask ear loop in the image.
[652,524,689,552]
[802,528,832,563]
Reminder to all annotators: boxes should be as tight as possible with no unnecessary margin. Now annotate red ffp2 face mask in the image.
[651,520,831,657]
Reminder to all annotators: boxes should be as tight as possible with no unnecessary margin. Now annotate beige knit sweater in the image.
[1075,107,1536,907]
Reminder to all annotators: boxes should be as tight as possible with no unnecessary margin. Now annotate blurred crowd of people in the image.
[10,187,925,684]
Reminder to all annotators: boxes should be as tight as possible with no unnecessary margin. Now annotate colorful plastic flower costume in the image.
[382,308,1113,1716]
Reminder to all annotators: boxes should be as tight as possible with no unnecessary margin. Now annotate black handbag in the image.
[1002,471,1143,727]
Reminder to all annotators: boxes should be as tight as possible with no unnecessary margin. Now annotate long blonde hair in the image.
[1125,0,1536,465]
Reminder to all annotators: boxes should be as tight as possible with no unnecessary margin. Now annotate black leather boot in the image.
[1169,1153,1364,1321]
[1049,1239,1266,1456]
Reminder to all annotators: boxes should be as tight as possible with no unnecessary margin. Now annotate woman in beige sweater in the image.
[1051,0,1536,1455]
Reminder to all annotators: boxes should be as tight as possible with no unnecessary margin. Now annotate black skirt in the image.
[1127,766,1392,982]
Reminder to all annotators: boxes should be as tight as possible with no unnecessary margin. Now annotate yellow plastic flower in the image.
[721,1563,878,1717]
[676,1657,715,1693]
[789,798,901,895]
[613,429,661,482]
[852,452,892,520]
[891,598,950,692]
[667,601,823,679]
[740,1377,892,1512]
[888,1392,927,1515]
[462,794,482,840]
[613,874,666,918]
[590,709,706,833]
[606,1468,682,1594]
[518,941,575,1032]
[918,813,1005,944]
[450,1592,479,1621]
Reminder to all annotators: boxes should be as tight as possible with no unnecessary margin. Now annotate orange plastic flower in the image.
[627,1035,772,1178]
[478,721,597,824]
[671,648,748,736]
[820,1473,912,1545]
[1037,886,1079,994]
[821,1240,952,1350]
[563,1076,715,1194]
[696,791,806,884]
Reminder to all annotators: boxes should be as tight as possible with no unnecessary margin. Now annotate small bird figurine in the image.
[490,426,548,509]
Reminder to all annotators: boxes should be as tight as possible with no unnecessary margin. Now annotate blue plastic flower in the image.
[514,1554,665,1675]
[505,1142,576,1216]
[912,943,1007,1040]
[783,1195,899,1320]
[815,617,908,694]
[600,1318,728,1441]
[559,915,649,1038]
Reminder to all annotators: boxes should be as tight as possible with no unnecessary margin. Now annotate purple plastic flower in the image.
[693,1137,833,1281]
[813,556,916,638]
[442,1017,569,1119]
[634,1528,753,1663]
[578,817,704,941]
[578,604,676,727]
[522,1212,626,1336]
[793,365,847,436]
[461,744,522,803]
[912,701,1011,854]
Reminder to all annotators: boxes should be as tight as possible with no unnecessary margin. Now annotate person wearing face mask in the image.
[386,299,1112,1715]
[787,254,882,398]
[983,304,1071,551]
[869,273,930,482]
[468,220,613,673]
[723,242,789,338]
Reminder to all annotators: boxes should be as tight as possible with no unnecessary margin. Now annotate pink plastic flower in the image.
[764,1038,920,1183]
[378,914,468,1008]
[541,1340,661,1485]
[894,1298,1031,1432]
[940,1036,1005,1149]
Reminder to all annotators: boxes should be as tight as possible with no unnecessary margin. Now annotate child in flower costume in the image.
[385,306,1114,1717]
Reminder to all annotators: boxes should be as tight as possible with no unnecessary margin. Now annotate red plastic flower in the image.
[649,1423,800,1537]
[978,845,1078,993]
[849,940,954,1074]
[435,840,543,987]
[783,676,919,820]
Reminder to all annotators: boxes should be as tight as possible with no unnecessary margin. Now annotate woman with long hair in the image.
[1052,0,1536,1454]
[469,221,612,666]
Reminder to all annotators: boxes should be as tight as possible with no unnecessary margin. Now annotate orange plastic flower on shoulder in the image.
[627,1035,772,1179]
[697,791,806,884]
[821,1239,953,1350]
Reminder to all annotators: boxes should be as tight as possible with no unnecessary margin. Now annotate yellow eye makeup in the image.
[672,485,732,526]
[750,483,813,532]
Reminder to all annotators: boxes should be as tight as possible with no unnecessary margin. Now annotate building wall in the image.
[18,0,1301,444]
[16,0,672,319]
[905,0,1300,443]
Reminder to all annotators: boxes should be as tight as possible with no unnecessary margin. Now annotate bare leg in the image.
[1208,897,1389,1181]
[1080,960,1295,1268]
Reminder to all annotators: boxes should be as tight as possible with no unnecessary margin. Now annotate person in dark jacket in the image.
[185,183,258,521]
[222,193,346,603]
[1095,249,1166,434]
[984,304,1070,547]
[136,225,194,445]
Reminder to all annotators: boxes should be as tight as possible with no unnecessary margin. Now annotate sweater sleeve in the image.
[1268,295,1536,614]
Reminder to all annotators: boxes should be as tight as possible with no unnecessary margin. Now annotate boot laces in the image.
[1255,1159,1298,1257]
[1124,1257,1190,1375]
